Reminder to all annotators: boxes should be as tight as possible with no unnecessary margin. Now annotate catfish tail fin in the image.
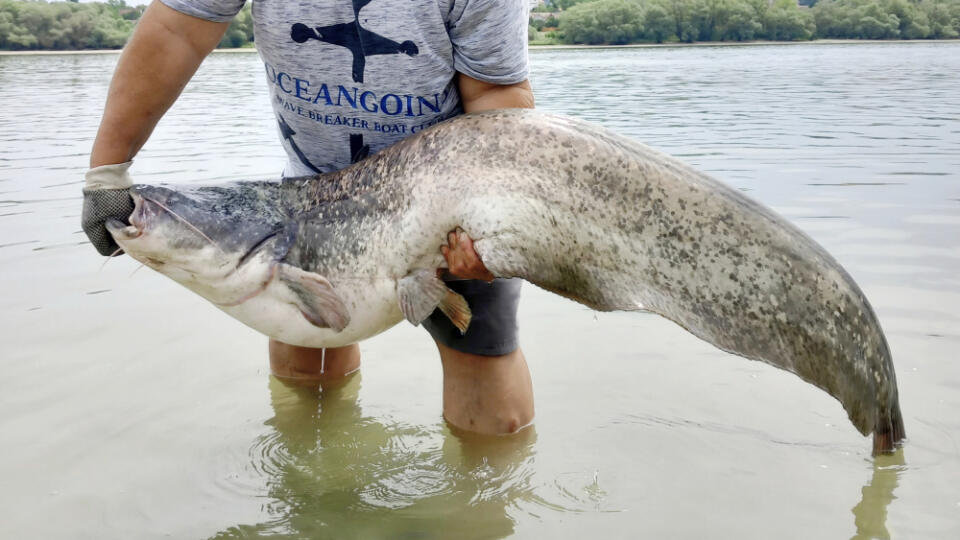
[872,399,906,456]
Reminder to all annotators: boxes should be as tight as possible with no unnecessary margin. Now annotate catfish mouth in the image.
[107,190,224,253]
[104,184,293,306]
[106,189,288,265]
[106,191,149,241]
[129,191,149,232]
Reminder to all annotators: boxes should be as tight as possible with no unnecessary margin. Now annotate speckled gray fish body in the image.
[106,109,904,454]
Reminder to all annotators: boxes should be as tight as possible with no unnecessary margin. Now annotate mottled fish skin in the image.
[112,109,904,454]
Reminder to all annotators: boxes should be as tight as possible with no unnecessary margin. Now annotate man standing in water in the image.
[82,0,535,435]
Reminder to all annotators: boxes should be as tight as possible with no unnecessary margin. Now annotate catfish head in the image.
[106,182,294,307]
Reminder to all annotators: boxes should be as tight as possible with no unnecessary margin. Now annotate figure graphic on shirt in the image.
[349,133,370,164]
[290,0,419,84]
[277,113,370,172]
[277,113,321,174]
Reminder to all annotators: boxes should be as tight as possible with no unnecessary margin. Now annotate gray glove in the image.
[81,161,136,256]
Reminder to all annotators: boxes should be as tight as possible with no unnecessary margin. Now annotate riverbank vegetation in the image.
[532,0,960,45]
[1,0,958,51]
[0,0,139,49]
[0,0,253,50]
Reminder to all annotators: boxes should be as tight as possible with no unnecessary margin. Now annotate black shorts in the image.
[421,278,522,356]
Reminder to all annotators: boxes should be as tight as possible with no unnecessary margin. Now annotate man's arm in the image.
[457,74,534,113]
[441,74,535,280]
[90,1,229,167]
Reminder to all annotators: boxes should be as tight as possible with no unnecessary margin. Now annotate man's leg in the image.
[422,277,534,435]
[437,343,534,435]
[269,340,360,387]
[268,338,533,434]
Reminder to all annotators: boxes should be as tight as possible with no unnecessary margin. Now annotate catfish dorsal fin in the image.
[397,269,472,334]
[278,263,350,332]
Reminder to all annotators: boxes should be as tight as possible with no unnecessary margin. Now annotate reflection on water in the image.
[851,451,906,540]
[212,376,538,539]
[208,376,907,539]
[1,43,959,538]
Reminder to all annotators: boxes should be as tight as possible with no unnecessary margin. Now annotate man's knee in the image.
[436,342,534,435]
[269,340,361,382]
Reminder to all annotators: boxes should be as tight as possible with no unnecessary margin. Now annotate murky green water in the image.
[1,43,958,539]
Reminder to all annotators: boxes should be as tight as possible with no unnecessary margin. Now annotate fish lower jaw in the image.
[117,226,142,240]
[105,219,142,241]
[174,256,277,307]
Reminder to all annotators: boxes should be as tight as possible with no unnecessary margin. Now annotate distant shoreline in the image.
[2,38,958,55]
[0,47,257,55]
[528,38,960,50]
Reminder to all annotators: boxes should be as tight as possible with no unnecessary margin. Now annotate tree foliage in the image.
[548,0,960,44]
[551,0,598,10]
[563,0,646,44]
[218,2,253,48]
[815,0,960,39]
[3,0,960,50]
[0,0,136,49]
[0,0,256,51]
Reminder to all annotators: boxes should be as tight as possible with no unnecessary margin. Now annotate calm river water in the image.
[1,42,958,539]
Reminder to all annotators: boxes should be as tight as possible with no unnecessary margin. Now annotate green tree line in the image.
[536,0,960,44]
[0,0,137,49]
[0,0,253,50]
[2,0,958,50]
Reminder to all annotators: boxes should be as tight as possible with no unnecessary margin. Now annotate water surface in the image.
[0,43,958,539]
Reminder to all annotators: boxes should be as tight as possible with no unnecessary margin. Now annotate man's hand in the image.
[81,162,135,256]
[441,74,533,281]
[85,3,230,255]
[441,228,495,282]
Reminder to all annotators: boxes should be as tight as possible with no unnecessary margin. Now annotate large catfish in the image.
[105,109,905,454]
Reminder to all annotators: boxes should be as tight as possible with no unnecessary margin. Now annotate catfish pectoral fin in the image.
[397,269,472,332]
[278,263,350,332]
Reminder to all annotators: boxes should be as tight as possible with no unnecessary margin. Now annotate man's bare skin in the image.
[91,2,536,436]
[271,209,536,435]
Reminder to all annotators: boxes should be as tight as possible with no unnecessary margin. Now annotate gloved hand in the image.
[81,161,136,256]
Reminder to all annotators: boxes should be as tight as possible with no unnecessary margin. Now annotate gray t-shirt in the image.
[160,0,530,177]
